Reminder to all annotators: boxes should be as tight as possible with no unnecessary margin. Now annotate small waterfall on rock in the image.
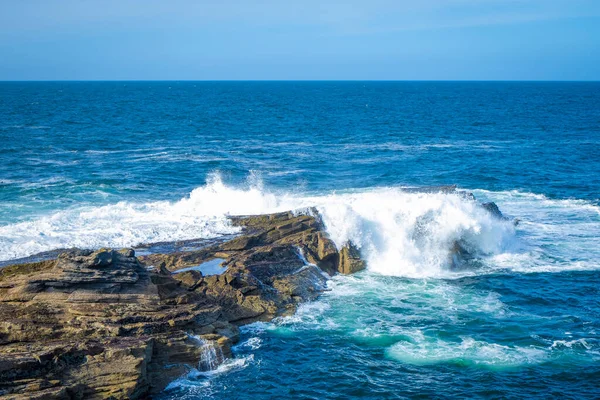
[193,336,225,371]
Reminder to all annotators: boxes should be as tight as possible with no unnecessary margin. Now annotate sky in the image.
[0,0,599,80]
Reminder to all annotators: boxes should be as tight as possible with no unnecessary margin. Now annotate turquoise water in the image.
[1,82,599,398]
[174,259,227,276]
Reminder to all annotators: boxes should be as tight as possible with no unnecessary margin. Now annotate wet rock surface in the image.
[0,210,362,399]
[481,201,506,220]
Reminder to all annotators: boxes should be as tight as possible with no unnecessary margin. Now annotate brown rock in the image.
[338,242,366,274]
[0,209,366,399]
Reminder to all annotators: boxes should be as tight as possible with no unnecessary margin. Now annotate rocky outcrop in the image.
[140,210,363,322]
[0,248,231,399]
[140,209,362,278]
[481,201,505,220]
[338,242,366,274]
[0,210,364,399]
[404,188,511,270]
[480,201,519,225]
[449,199,513,269]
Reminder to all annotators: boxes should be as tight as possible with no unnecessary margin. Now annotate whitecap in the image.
[232,337,263,351]
[386,336,547,368]
[1,175,598,279]
[550,339,592,350]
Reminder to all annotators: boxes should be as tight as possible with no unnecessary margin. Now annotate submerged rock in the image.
[449,201,513,269]
[0,209,364,399]
[481,201,505,220]
[449,240,475,270]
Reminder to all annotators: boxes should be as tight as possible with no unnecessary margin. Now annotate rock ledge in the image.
[0,210,363,399]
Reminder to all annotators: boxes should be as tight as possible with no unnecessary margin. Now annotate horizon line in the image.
[1,79,599,83]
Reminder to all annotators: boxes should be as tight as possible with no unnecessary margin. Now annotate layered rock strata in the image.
[0,210,363,399]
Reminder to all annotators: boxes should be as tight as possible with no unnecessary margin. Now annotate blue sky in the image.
[0,0,599,80]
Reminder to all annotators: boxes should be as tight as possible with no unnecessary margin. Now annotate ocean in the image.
[1,81,599,398]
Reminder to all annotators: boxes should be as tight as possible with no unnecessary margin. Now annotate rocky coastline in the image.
[0,209,364,399]
[0,195,509,399]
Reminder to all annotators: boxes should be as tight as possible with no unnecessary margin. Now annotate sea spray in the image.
[310,188,516,277]
[2,176,599,278]
[0,175,514,275]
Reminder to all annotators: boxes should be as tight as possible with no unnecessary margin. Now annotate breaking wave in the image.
[1,174,598,277]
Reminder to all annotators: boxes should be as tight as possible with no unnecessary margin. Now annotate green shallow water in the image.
[161,271,600,399]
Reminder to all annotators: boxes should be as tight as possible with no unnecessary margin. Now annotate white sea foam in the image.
[193,355,254,377]
[239,321,273,335]
[1,175,598,278]
[309,189,516,277]
[0,179,25,186]
[386,336,548,368]
[164,376,210,393]
[233,337,263,351]
[550,339,592,350]
[162,355,254,397]
[338,140,508,152]
[0,174,277,261]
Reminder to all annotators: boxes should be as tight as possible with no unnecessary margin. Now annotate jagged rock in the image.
[338,242,366,274]
[449,240,474,269]
[272,265,328,303]
[481,202,505,219]
[481,201,519,225]
[301,231,339,275]
[172,270,203,290]
[0,210,365,399]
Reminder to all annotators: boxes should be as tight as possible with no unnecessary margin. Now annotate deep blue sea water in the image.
[1,81,599,398]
